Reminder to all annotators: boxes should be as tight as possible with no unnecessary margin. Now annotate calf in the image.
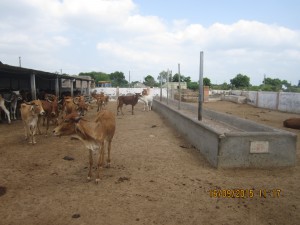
[91,92,109,112]
[117,93,140,115]
[283,118,300,129]
[0,94,11,124]
[139,89,153,111]
[20,100,45,144]
[53,110,116,183]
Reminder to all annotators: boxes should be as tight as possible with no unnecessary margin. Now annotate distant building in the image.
[97,81,112,87]
[133,82,146,88]
[162,82,187,89]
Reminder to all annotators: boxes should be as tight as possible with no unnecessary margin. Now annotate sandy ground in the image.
[0,100,299,225]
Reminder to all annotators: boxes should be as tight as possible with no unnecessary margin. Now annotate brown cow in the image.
[20,100,45,144]
[117,93,140,115]
[283,118,300,129]
[91,91,109,112]
[38,96,60,135]
[73,96,89,116]
[53,110,116,183]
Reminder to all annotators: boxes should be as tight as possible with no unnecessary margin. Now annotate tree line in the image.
[79,71,300,93]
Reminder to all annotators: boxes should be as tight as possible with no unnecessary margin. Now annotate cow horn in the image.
[73,98,79,105]
[24,101,34,105]
[46,97,53,103]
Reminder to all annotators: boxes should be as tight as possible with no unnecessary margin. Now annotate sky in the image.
[0,0,299,86]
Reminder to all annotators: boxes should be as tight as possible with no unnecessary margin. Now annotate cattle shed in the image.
[0,62,93,99]
[153,99,297,168]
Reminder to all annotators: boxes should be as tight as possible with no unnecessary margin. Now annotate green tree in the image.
[203,77,211,86]
[143,75,157,87]
[172,73,185,82]
[230,74,250,88]
[109,71,128,87]
[157,71,169,84]
[79,71,109,83]
[187,82,199,91]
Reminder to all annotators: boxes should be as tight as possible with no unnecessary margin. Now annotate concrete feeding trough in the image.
[153,99,297,168]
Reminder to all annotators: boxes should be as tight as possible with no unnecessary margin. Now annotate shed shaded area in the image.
[0,63,92,99]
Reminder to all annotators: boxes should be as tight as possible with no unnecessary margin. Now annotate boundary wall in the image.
[92,87,300,114]
[231,90,300,114]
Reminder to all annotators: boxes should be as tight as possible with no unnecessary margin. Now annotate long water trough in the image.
[153,99,297,168]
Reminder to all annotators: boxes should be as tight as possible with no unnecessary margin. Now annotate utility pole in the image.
[19,56,21,67]
[178,63,181,110]
[129,70,131,88]
[198,51,204,121]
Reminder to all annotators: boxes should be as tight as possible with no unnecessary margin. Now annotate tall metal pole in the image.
[178,63,181,110]
[198,51,204,121]
[160,72,162,101]
[19,56,21,67]
[167,69,169,105]
[129,70,131,88]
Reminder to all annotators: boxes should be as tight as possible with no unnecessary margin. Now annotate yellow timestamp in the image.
[209,189,282,198]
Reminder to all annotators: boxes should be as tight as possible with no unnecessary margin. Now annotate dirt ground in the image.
[0,100,299,225]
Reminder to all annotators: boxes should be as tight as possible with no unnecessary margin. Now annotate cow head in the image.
[46,95,60,117]
[53,112,81,136]
[25,100,45,116]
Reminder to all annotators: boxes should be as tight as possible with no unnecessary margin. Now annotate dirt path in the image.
[0,100,299,225]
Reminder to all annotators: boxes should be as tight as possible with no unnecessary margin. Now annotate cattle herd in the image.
[1,88,299,181]
[0,88,154,183]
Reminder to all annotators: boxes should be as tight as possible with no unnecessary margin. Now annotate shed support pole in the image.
[70,79,74,97]
[30,73,37,100]
[55,77,59,97]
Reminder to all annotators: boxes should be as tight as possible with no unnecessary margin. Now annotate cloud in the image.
[0,0,299,85]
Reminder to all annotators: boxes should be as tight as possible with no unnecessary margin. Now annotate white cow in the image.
[0,94,11,124]
[139,88,153,111]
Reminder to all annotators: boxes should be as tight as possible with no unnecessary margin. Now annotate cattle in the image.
[283,118,300,129]
[117,93,140,115]
[9,91,23,120]
[2,91,22,120]
[20,100,45,144]
[91,91,109,112]
[0,94,11,124]
[38,95,61,135]
[53,109,116,183]
[62,96,78,115]
[139,88,153,111]
[73,96,89,116]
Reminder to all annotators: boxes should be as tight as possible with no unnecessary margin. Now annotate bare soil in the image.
[0,100,299,225]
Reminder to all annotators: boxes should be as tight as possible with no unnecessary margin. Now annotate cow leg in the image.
[32,126,37,144]
[1,106,11,124]
[149,102,152,111]
[23,122,29,140]
[96,143,105,184]
[37,116,42,135]
[120,105,124,115]
[131,105,134,115]
[45,117,49,136]
[106,140,112,168]
[87,149,93,181]
[28,125,34,144]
